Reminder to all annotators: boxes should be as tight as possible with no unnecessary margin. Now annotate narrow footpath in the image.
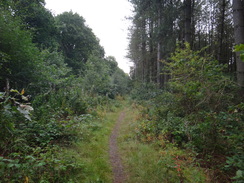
[109,112,126,183]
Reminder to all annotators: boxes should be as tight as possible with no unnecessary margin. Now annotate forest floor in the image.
[67,100,207,182]
[106,101,207,183]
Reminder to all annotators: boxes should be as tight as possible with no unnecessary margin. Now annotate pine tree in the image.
[233,0,244,86]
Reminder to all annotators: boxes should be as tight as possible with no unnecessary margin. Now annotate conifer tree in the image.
[233,0,244,86]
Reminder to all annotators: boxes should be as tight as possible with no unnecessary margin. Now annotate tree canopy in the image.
[55,11,104,75]
[0,0,243,182]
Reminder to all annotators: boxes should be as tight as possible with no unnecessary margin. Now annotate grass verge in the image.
[118,102,207,183]
[58,104,123,183]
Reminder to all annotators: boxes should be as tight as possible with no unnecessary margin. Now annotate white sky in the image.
[45,0,132,73]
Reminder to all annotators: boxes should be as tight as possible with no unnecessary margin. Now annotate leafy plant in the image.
[132,44,244,181]
[234,44,244,62]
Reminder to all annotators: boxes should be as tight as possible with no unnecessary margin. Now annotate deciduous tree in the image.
[55,11,104,75]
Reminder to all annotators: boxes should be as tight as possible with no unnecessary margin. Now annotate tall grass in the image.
[118,102,206,183]
[59,104,124,182]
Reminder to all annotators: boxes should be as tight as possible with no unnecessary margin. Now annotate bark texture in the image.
[233,0,244,86]
[184,0,192,44]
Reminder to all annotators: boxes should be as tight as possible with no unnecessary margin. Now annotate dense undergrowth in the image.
[0,1,130,182]
[0,85,124,182]
[1,1,244,182]
[130,45,244,182]
[118,102,206,183]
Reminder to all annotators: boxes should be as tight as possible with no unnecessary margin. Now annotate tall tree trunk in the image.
[141,18,147,82]
[157,6,162,85]
[233,0,244,86]
[157,41,161,84]
[218,0,226,64]
[149,19,154,82]
[184,0,192,44]
[191,0,195,48]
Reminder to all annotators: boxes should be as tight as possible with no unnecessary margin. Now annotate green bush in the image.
[133,44,244,181]
[0,88,109,182]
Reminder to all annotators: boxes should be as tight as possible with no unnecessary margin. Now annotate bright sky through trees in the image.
[45,0,132,73]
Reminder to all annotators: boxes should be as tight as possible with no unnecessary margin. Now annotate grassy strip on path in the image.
[118,102,207,183]
[59,102,125,183]
[58,99,207,183]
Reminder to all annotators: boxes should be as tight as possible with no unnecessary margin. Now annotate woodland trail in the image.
[109,111,126,183]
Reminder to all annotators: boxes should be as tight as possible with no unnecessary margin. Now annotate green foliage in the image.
[132,44,244,181]
[10,0,57,49]
[0,90,29,146]
[83,55,112,96]
[234,44,244,62]
[130,82,160,101]
[0,145,84,183]
[111,68,130,96]
[119,104,206,183]
[82,55,130,98]
[0,7,41,90]
[164,43,236,113]
[0,1,130,182]
[0,87,115,182]
[29,49,71,95]
[55,11,104,75]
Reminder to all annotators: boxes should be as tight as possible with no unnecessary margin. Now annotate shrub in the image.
[133,44,244,181]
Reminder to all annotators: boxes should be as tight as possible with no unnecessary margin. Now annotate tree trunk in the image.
[184,0,192,44]
[233,0,244,86]
[141,18,146,82]
[157,6,162,85]
[218,0,226,64]
[157,42,161,85]
[149,19,155,82]
[191,0,195,48]
[6,78,10,97]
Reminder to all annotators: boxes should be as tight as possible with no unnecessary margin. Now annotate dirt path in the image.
[109,111,126,183]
